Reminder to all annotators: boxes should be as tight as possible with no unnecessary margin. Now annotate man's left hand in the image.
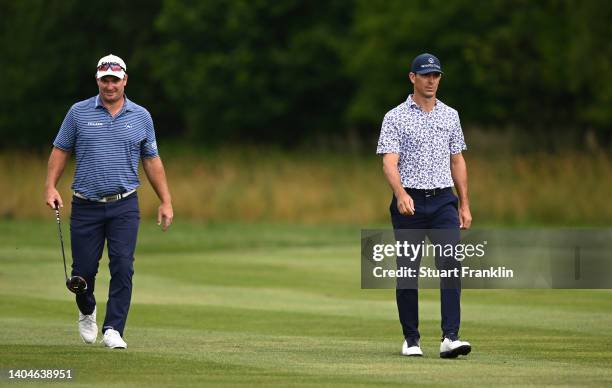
[459,205,472,230]
[158,202,174,231]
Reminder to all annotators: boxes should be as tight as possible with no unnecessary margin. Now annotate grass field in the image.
[1,220,611,387]
[2,148,612,225]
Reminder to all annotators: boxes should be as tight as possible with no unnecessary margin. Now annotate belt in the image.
[405,187,452,198]
[73,189,136,203]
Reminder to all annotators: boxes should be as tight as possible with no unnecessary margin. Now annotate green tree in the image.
[346,0,612,146]
[0,0,164,148]
[153,0,354,145]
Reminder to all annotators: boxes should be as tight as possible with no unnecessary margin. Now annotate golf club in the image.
[54,202,87,294]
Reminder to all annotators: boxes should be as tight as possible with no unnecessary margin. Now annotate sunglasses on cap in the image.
[97,62,125,72]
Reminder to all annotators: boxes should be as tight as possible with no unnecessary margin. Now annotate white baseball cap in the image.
[96,54,127,79]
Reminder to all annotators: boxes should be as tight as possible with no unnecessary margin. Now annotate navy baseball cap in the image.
[410,53,443,74]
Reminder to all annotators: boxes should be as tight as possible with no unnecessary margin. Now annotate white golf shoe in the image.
[439,336,471,358]
[78,307,98,344]
[401,338,423,357]
[102,329,127,349]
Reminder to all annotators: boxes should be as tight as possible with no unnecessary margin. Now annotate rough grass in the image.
[1,221,611,387]
[1,148,611,225]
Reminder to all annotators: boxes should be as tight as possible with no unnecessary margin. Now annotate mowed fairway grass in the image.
[1,220,611,387]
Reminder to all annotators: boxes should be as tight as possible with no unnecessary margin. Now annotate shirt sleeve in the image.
[449,111,467,154]
[376,114,401,155]
[141,111,159,159]
[53,107,77,151]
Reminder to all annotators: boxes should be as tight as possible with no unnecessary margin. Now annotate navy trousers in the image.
[390,188,461,340]
[70,194,139,336]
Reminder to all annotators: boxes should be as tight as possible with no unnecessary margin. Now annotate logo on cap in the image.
[428,58,434,64]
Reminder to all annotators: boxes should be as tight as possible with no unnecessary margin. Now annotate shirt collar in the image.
[123,96,134,112]
[94,94,134,112]
[406,94,440,111]
[406,94,418,108]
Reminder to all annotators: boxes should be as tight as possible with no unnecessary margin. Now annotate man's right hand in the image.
[45,187,63,209]
[45,147,70,210]
[396,192,415,216]
[383,154,415,216]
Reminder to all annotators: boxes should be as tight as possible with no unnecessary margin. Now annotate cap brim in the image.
[414,69,443,74]
[96,70,125,79]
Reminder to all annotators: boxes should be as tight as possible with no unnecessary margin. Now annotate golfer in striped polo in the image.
[44,54,173,349]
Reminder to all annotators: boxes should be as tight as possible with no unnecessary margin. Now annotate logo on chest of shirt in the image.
[87,122,104,126]
[124,123,132,129]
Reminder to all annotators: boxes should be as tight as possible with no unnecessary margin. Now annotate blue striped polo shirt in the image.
[53,95,159,200]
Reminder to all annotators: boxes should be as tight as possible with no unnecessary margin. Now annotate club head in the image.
[66,276,88,294]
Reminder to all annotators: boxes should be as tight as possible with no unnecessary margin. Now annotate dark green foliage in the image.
[347,0,612,145]
[0,0,610,148]
[153,0,354,144]
[0,0,167,146]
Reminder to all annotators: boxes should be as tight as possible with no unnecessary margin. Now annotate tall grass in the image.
[1,148,610,225]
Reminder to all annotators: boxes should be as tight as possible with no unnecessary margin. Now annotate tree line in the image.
[1,0,610,149]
